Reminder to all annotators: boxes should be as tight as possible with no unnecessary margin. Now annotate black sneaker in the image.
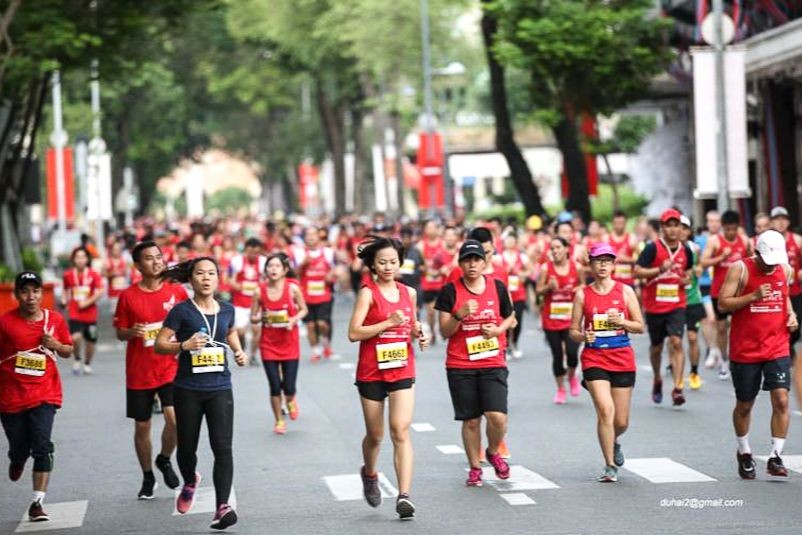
[652,378,663,404]
[210,504,238,530]
[396,494,415,520]
[138,477,158,500]
[28,501,49,522]
[671,388,686,407]
[737,452,756,480]
[767,455,788,477]
[155,455,180,489]
[360,466,382,507]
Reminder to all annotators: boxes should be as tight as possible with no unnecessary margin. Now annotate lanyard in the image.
[0,309,56,364]
[73,268,90,288]
[190,298,218,342]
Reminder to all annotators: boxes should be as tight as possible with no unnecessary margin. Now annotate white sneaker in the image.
[512,349,523,360]
[82,364,93,375]
[704,348,720,369]
[72,362,82,375]
[718,365,730,380]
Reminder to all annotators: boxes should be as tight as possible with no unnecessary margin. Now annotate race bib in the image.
[592,313,618,337]
[142,322,163,348]
[241,280,258,297]
[73,285,91,302]
[466,335,500,361]
[190,347,225,374]
[376,341,409,370]
[264,309,290,328]
[307,280,326,297]
[508,275,521,293]
[549,301,573,320]
[14,351,46,377]
[111,276,127,291]
[400,259,416,276]
[656,283,680,303]
[614,264,632,278]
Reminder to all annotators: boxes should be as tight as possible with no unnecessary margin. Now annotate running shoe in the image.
[9,460,24,482]
[689,373,702,390]
[671,388,686,407]
[704,347,717,369]
[138,477,158,500]
[718,365,731,380]
[310,354,321,363]
[396,493,415,520]
[274,419,287,435]
[498,440,511,460]
[360,466,382,507]
[28,501,49,522]
[613,442,625,467]
[210,503,238,530]
[287,399,299,421]
[553,388,567,405]
[323,346,333,359]
[155,454,180,489]
[176,472,201,514]
[652,378,663,404]
[736,452,756,480]
[597,465,618,483]
[511,348,523,360]
[569,376,581,397]
[82,364,93,375]
[767,456,788,477]
[486,449,511,479]
[71,361,82,375]
[466,467,483,487]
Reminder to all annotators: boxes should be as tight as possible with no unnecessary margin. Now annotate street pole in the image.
[51,70,67,234]
[420,0,434,135]
[713,0,730,212]
[90,59,106,256]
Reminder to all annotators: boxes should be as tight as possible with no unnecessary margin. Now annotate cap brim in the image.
[589,253,617,260]
[459,253,485,261]
[761,251,789,266]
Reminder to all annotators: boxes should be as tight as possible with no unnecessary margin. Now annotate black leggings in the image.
[262,360,300,397]
[511,301,527,346]
[545,329,579,377]
[174,386,234,507]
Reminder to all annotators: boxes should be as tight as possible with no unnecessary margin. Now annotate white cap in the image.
[756,230,789,266]
[679,215,691,228]
[770,206,789,219]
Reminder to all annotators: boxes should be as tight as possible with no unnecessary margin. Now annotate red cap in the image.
[660,209,682,223]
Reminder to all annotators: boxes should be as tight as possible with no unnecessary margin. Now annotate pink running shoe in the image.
[486,449,511,479]
[466,467,483,487]
[569,376,581,397]
[553,388,567,405]
[175,472,201,514]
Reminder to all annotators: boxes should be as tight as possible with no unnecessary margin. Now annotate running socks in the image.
[736,435,751,455]
[770,437,786,458]
[33,491,45,504]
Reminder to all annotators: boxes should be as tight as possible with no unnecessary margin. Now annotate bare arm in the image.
[718,262,756,313]
[535,266,550,295]
[155,326,182,355]
[347,287,400,342]
[290,285,309,325]
[249,291,262,324]
[568,289,586,343]
[226,328,247,366]
[700,235,724,269]
[620,285,644,334]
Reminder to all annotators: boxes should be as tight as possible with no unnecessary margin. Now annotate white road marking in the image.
[323,472,398,501]
[329,354,342,361]
[499,493,536,506]
[638,365,653,374]
[793,410,802,417]
[482,465,560,491]
[16,500,88,532]
[338,362,355,370]
[623,458,716,483]
[411,423,436,432]
[436,444,465,455]
[172,487,237,516]
[756,454,802,474]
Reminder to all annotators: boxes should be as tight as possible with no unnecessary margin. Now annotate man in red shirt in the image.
[114,241,188,499]
[718,230,797,479]
[1,271,73,522]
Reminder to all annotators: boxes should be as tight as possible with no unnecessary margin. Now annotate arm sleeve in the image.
[636,242,657,268]
[162,305,183,333]
[434,283,457,313]
[495,280,514,318]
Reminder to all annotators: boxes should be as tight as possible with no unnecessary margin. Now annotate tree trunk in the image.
[553,115,591,221]
[390,110,406,217]
[0,0,22,95]
[480,1,545,217]
[314,78,346,217]
[351,106,366,214]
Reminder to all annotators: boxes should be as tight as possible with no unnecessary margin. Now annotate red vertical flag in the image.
[417,132,445,210]
[46,147,75,222]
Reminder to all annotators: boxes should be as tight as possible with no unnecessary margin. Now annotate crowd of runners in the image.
[2,206,801,527]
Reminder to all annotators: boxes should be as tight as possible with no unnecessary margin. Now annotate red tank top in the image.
[712,234,748,298]
[356,280,416,382]
[259,280,300,361]
[608,233,635,285]
[642,240,688,314]
[106,258,128,297]
[445,276,507,370]
[542,261,580,331]
[730,258,789,363]
[232,256,262,308]
[421,240,445,291]
[301,248,333,304]
[785,232,801,297]
[502,251,527,302]
[580,282,635,372]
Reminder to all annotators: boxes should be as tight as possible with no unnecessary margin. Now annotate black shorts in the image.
[646,309,686,346]
[446,367,508,420]
[126,383,175,422]
[685,303,706,332]
[305,301,333,324]
[700,285,711,298]
[730,357,791,402]
[0,403,56,472]
[355,378,415,401]
[711,298,731,321]
[422,290,440,305]
[582,367,636,389]
[68,320,98,343]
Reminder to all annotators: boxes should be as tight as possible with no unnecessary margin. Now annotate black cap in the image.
[458,239,486,261]
[14,271,42,291]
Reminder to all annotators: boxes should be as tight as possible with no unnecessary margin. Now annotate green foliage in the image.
[21,248,43,273]
[206,187,254,214]
[0,264,14,283]
[591,183,648,223]
[586,114,657,156]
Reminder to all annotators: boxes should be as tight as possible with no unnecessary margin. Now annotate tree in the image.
[491,0,673,220]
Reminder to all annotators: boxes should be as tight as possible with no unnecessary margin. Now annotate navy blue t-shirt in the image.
[163,299,236,391]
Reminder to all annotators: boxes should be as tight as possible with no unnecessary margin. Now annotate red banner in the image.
[561,115,599,198]
[417,132,444,210]
[46,147,75,222]
[298,162,319,211]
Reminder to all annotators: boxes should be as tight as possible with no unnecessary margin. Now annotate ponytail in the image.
[265,252,296,279]
[160,256,220,284]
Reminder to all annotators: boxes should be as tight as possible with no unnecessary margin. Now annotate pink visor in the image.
[589,243,617,259]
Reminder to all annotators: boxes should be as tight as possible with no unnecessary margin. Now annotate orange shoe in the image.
[498,440,511,460]
[273,420,287,435]
[287,399,299,421]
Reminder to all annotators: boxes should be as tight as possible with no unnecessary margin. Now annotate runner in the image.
[435,240,516,487]
[114,241,188,499]
[418,220,445,345]
[103,241,129,312]
[1,272,73,522]
[154,257,247,530]
[250,253,307,435]
[606,210,638,287]
[699,211,721,367]
[569,243,644,483]
[347,236,428,520]
[634,209,693,406]
[701,210,751,380]
[537,236,583,403]
[681,216,705,390]
[769,207,802,383]
[61,247,103,376]
[500,232,530,359]
[228,238,266,365]
[717,230,796,479]
[399,227,424,309]
[295,226,338,362]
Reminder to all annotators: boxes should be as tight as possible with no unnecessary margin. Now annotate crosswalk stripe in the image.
[755,454,802,474]
[482,465,560,491]
[338,363,355,370]
[436,444,465,455]
[623,458,716,483]
[323,472,398,501]
[499,493,536,506]
[411,423,436,432]
[15,500,88,532]
[172,487,237,516]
